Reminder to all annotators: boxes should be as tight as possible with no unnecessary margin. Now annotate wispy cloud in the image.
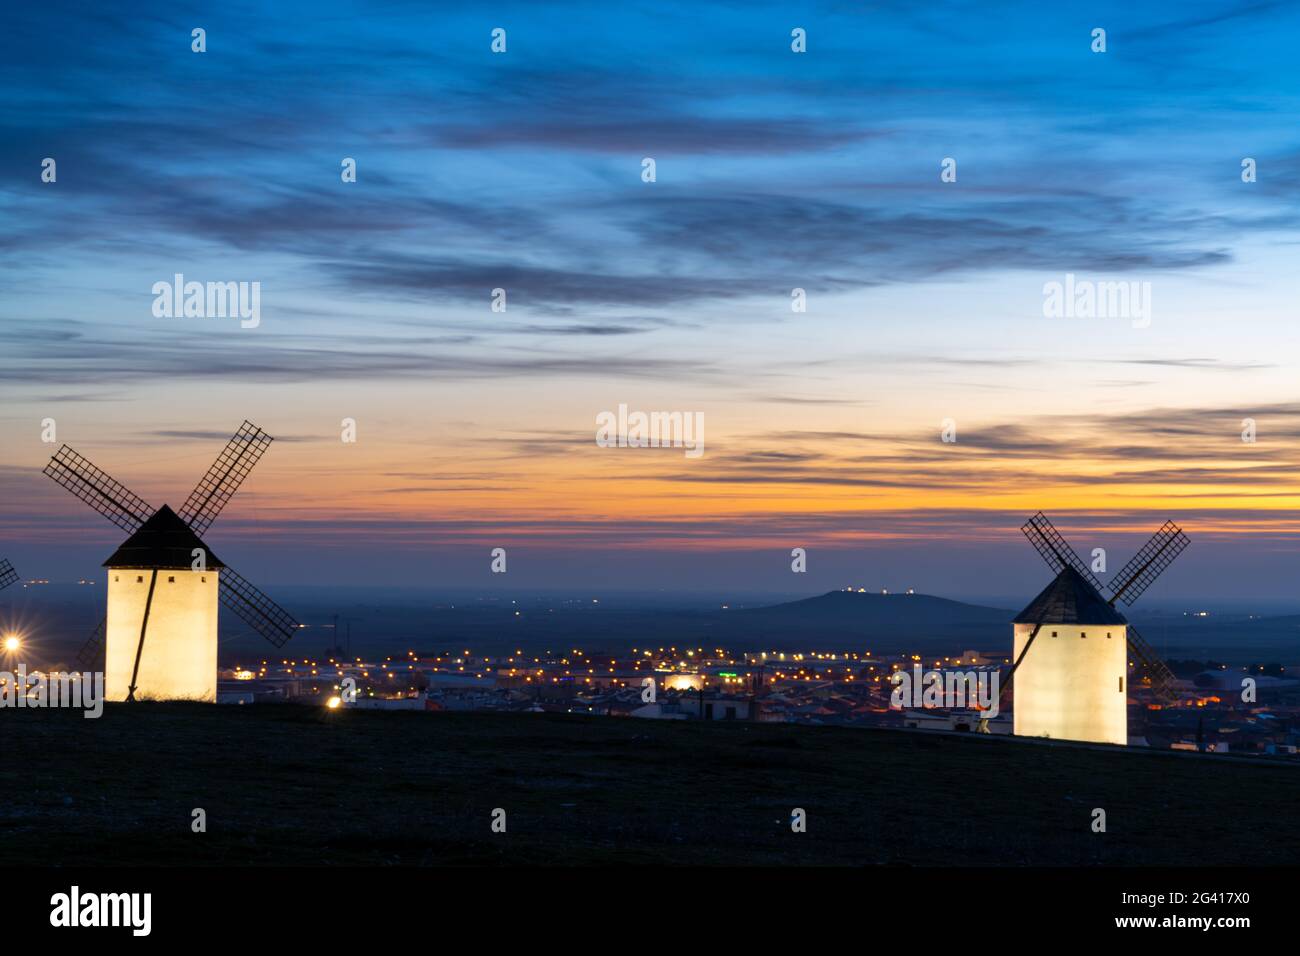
[5,0,1300,594]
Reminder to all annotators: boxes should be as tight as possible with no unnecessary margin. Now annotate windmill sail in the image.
[76,618,107,670]
[0,559,18,591]
[219,565,300,648]
[1021,512,1108,595]
[1126,624,1180,704]
[178,421,274,536]
[1107,521,1189,606]
[43,446,153,533]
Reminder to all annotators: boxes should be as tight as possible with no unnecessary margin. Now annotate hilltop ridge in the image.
[2,703,1295,866]
[707,589,1012,650]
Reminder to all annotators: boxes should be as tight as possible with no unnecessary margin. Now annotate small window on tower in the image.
[1107,632,1112,639]
[113,576,119,583]
[136,576,143,584]
[201,577,207,583]
[1081,631,1087,638]
[168,576,175,583]
[1051,631,1058,637]
[1119,676,1124,692]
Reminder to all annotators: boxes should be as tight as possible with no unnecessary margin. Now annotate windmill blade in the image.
[1108,521,1190,607]
[43,445,153,533]
[219,565,299,648]
[1126,625,1180,705]
[1020,512,1107,594]
[0,559,18,592]
[177,421,274,536]
[76,618,106,670]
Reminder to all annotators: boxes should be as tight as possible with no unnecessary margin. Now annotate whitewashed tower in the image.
[1012,567,1129,744]
[103,505,223,701]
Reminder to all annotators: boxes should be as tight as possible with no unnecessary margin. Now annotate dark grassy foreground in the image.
[2,703,1297,866]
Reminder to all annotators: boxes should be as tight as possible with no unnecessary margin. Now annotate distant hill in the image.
[40,584,1292,663]
[704,590,1014,652]
[16,585,1020,663]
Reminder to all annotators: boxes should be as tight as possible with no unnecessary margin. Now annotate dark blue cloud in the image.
[0,0,1295,372]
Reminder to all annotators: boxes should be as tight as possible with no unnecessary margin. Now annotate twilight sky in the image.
[3,1,1300,600]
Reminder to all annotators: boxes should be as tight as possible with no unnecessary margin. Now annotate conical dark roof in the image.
[1013,566,1126,625]
[102,505,225,570]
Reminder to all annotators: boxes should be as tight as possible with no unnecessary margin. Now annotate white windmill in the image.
[1004,513,1189,745]
[44,422,299,701]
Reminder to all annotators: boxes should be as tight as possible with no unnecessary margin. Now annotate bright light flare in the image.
[2,635,20,653]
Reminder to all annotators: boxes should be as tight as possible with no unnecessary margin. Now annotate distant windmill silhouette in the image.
[44,421,299,697]
[0,558,19,592]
